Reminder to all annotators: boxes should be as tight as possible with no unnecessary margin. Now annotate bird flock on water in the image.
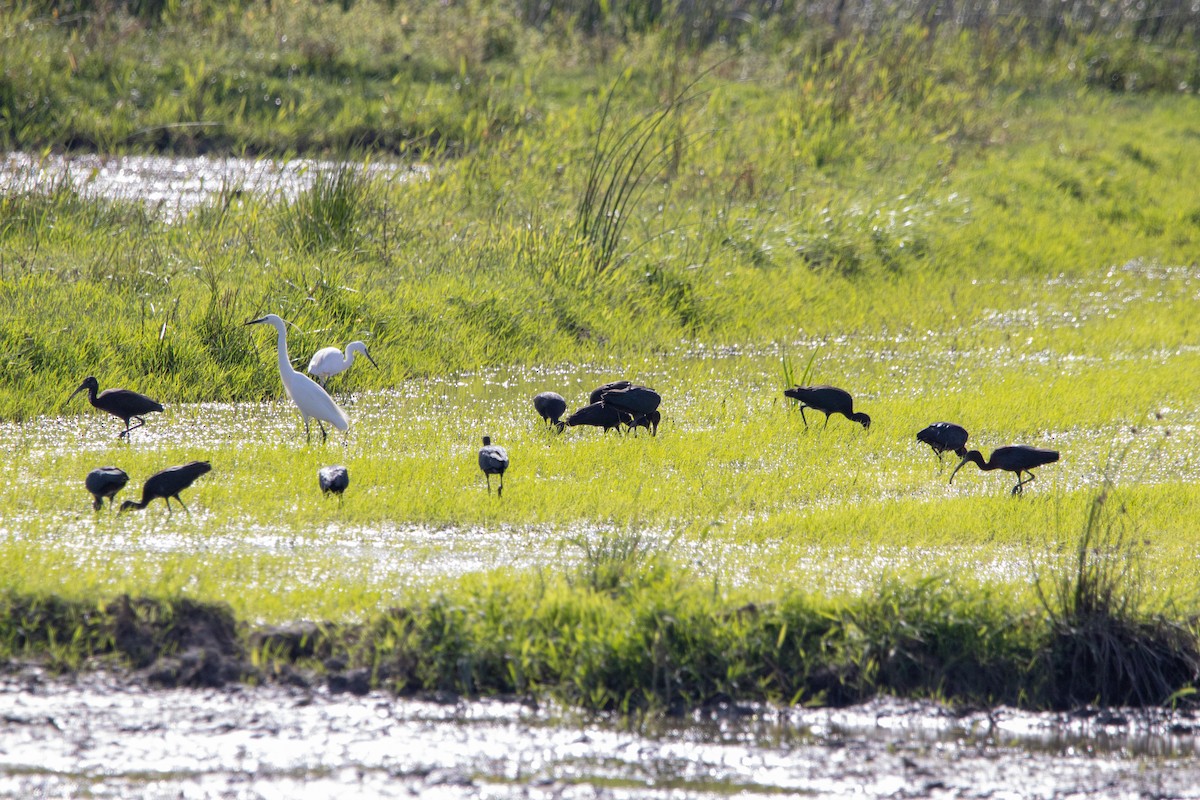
[69,313,1060,512]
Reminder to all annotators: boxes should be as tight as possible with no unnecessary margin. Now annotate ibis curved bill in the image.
[68,376,163,439]
[783,384,871,430]
[120,460,212,514]
[950,445,1060,495]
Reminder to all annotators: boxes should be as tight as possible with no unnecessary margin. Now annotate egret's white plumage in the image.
[246,314,349,442]
[307,341,377,386]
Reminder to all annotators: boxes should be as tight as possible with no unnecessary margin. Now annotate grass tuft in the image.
[1036,457,1200,707]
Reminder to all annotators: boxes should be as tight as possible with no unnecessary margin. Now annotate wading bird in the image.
[533,392,567,431]
[120,460,212,514]
[318,465,350,497]
[950,445,1060,496]
[85,466,129,510]
[246,314,349,443]
[626,410,662,436]
[783,384,871,430]
[917,422,970,460]
[598,385,662,436]
[588,380,632,405]
[307,341,378,387]
[68,376,163,439]
[565,401,629,433]
[478,436,509,497]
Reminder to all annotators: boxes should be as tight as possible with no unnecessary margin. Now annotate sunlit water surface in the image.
[2,670,1199,799]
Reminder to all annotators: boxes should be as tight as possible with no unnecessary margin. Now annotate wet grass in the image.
[2,257,1200,708]
[3,2,1200,709]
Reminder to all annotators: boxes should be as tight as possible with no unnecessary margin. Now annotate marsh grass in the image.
[5,1,1200,710]
[1035,449,1200,707]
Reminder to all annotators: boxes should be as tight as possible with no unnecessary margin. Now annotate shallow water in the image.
[2,344,1195,606]
[2,669,1199,799]
[0,151,421,221]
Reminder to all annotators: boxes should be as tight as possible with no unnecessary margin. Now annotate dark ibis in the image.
[319,465,350,496]
[627,410,662,436]
[120,460,212,514]
[478,436,509,497]
[593,383,662,436]
[950,445,1060,496]
[783,384,871,430]
[917,422,970,460]
[68,376,164,439]
[533,392,567,431]
[588,380,633,405]
[85,466,129,510]
[565,402,629,433]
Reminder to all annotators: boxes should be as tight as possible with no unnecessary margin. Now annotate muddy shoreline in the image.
[3,665,1200,799]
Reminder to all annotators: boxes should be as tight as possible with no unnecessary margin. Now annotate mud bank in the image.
[2,667,1200,799]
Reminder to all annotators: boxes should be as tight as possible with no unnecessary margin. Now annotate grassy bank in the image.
[4,496,1197,712]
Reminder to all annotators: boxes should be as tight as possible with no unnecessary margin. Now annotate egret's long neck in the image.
[274,324,292,376]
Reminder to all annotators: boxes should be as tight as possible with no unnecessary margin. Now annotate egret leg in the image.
[318,420,328,442]
[304,418,312,443]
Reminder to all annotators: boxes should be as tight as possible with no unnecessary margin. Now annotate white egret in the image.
[246,314,349,443]
[478,436,509,497]
[307,341,378,387]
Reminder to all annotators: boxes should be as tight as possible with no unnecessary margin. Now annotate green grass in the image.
[3,2,1200,708]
